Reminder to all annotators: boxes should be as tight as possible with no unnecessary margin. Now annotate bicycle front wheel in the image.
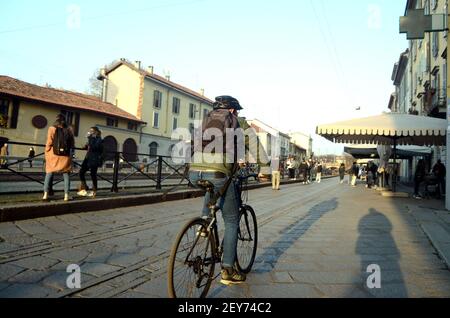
[236,205,258,274]
[168,218,216,298]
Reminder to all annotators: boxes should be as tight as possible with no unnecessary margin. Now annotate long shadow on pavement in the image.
[208,197,339,298]
[254,197,339,272]
[354,208,408,298]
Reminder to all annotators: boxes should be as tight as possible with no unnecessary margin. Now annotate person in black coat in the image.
[78,127,104,198]
[339,163,346,184]
[28,147,35,168]
[432,159,446,198]
[413,159,426,199]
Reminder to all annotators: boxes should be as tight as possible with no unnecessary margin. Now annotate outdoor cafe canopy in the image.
[316,113,447,147]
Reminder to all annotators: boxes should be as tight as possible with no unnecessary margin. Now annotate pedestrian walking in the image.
[413,159,426,199]
[77,127,104,198]
[316,162,323,183]
[28,147,35,168]
[287,156,296,180]
[43,116,74,202]
[351,162,359,187]
[271,157,281,191]
[0,143,8,167]
[299,159,308,184]
[339,163,346,184]
[432,159,446,198]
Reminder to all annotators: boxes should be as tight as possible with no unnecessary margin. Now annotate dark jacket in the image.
[432,163,446,179]
[84,136,104,169]
[415,162,426,180]
[339,166,345,176]
[352,164,359,176]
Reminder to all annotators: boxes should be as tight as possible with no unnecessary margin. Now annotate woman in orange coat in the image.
[43,116,74,201]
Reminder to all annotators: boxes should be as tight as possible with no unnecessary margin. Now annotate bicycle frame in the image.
[182,173,258,278]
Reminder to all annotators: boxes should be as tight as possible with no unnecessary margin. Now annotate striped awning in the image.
[316,113,447,146]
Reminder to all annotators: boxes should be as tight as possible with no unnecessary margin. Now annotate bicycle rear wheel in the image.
[236,205,258,274]
[168,218,216,298]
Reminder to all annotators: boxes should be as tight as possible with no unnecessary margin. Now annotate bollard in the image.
[156,156,163,190]
[112,153,120,193]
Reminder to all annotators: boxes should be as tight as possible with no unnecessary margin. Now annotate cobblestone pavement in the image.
[1,178,450,298]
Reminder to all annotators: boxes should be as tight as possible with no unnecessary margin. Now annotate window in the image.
[189,104,196,119]
[153,90,162,109]
[424,0,430,14]
[172,97,180,114]
[0,99,10,128]
[127,121,138,131]
[431,0,438,10]
[149,142,158,157]
[189,123,195,136]
[203,109,209,119]
[61,110,74,125]
[153,112,159,128]
[173,117,178,131]
[106,117,119,127]
[61,110,80,136]
[432,32,439,58]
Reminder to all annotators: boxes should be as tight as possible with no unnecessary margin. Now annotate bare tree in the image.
[87,68,103,98]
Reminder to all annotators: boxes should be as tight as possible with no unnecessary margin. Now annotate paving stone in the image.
[46,248,90,263]
[114,291,151,298]
[272,272,295,283]
[7,269,51,284]
[106,253,148,267]
[0,264,26,281]
[0,283,54,298]
[9,256,59,270]
[42,270,73,291]
[314,284,370,298]
[80,262,123,278]
[289,271,363,285]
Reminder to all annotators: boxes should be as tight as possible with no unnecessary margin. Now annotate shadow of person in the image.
[355,208,408,298]
[255,197,339,272]
[208,197,339,298]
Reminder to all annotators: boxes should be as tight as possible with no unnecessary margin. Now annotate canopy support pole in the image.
[393,137,398,192]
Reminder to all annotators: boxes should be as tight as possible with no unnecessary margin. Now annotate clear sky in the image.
[1,0,408,155]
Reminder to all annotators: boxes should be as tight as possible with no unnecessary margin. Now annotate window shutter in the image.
[10,99,20,129]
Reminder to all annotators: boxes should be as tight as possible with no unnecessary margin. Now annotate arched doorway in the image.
[123,138,138,162]
[149,142,159,158]
[103,136,118,161]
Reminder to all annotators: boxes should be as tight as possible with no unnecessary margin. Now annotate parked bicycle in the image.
[167,173,258,298]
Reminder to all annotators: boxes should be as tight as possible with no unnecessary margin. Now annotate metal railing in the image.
[0,141,191,193]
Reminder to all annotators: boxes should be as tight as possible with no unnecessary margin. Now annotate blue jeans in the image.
[189,171,240,268]
[44,173,70,194]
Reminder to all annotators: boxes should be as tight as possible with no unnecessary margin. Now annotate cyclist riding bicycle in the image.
[189,95,248,285]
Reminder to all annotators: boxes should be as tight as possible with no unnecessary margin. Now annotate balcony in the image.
[427,88,447,118]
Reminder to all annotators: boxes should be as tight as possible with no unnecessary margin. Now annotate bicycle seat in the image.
[196,180,215,192]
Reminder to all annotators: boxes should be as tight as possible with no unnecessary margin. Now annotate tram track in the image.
[56,182,340,298]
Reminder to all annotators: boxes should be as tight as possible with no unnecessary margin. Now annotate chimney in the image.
[200,88,205,96]
[100,68,108,102]
[165,74,171,81]
[147,66,154,75]
[134,60,141,69]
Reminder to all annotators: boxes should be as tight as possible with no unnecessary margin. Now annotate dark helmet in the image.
[213,95,243,111]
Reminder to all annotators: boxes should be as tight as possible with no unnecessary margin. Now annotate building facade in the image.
[389,0,448,177]
[99,59,215,158]
[289,132,313,159]
[0,76,144,160]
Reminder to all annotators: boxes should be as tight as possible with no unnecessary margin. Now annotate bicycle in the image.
[167,173,258,298]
